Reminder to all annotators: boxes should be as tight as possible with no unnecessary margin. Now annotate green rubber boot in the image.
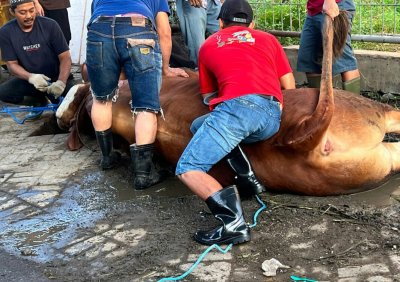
[342,77,361,95]
[306,75,321,89]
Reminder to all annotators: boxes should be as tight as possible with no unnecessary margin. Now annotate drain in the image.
[29,114,68,136]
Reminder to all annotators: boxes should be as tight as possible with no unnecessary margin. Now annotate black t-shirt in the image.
[0,16,69,81]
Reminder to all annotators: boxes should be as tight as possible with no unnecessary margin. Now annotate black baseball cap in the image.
[217,0,253,24]
[9,0,34,8]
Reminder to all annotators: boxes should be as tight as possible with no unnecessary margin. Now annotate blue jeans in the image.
[175,0,220,67]
[297,0,358,75]
[176,95,282,175]
[86,17,162,112]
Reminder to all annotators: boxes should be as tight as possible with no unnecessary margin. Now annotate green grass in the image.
[250,0,400,51]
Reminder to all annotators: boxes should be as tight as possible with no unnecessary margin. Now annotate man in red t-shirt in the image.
[176,0,295,246]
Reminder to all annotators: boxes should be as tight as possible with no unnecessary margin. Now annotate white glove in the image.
[47,80,66,98]
[28,73,50,92]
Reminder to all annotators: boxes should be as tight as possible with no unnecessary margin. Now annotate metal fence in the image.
[250,0,400,43]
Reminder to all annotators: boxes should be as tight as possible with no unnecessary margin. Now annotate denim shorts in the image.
[86,17,162,112]
[297,0,358,75]
[175,95,282,175]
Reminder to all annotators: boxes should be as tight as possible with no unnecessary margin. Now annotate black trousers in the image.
[0,77,75,105]
[44,8,72,45]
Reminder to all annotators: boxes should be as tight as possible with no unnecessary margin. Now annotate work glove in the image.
[47,80,66,98]
[28,73,51,92]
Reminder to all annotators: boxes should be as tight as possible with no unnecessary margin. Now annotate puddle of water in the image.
[108,176,193,202]
[0,170,194,263]
[347,173,400,207]
[0,175,110,262]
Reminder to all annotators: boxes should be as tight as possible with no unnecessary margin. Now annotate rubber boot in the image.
[194,185,251,245]
[342,77,360,95]
[130,143,168,190]
[306,75,321,89]
[95,129,121,170]
[225,146,266,199]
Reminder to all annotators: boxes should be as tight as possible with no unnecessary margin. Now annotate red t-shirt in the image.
[307,0,341,16]
[198,26,292,110]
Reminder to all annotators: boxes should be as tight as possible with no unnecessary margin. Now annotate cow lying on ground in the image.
[57,16,400,196]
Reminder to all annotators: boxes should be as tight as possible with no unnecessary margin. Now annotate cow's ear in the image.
[66,123,83,151]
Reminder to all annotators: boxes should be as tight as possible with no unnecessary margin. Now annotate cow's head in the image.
[56,83,90,130]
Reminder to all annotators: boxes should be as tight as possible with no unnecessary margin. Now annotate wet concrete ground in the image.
[0,68,400,281]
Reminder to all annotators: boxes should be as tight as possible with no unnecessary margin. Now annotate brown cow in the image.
[57,16,400,196]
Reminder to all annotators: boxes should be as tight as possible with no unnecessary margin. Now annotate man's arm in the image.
[45,50,71,98]
[323,0,340,19]
[155,11,188,77]
[6,60,31,80]
[57,50,71,84]
[155,11,171,75]
[280,73,296,90]
[7,60,50,91]
[33,0,45,16]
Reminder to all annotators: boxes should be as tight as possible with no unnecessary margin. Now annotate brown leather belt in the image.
[95,16,152,27]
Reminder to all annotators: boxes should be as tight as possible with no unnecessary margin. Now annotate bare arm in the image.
[155,11,188,77]
[280,73,296,90]
[57,50,72,84]
[33,0,45,16]
[6,60,32,80]
[322,0,340,19]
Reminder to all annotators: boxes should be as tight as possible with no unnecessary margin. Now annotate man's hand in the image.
[28,73,50,92]
[322,0,340,19]
[47,80,66,98]
[163,67,190,78]
[189,0,203,8]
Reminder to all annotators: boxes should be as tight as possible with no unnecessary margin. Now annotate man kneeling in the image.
[176,0,295,245]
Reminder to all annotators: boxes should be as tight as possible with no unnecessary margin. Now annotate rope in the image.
[0,98,63,124]
[157,194,266,282]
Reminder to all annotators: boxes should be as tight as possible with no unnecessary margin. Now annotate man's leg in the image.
[176,109,249,245]
[206,0,221,35]
[91,99,121,170]
[0,77,44,105]
[341,70,360,94]
[44,8,71,45]
[176,0,207,67]
[130,111,169,189]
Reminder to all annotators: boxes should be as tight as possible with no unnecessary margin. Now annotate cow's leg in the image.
[382,142,400,172]
[384,110,400,133]
[382,110,400,171]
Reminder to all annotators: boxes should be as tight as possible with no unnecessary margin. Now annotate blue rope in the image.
[249,195,267,228]
[290,275,318,282]
[157,244,233,282]
[0,98,63,124]
[157,195,267,282]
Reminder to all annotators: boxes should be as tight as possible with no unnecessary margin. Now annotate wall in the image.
[284,46,400,94]
[68,0,91,64]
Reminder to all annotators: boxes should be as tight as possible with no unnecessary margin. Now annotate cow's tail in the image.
[281,15,339,151]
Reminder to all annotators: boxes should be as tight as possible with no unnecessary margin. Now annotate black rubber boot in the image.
[194,185,251,245]
[225,146,266,199]
[95,129,121,170]
[130,143,169,190]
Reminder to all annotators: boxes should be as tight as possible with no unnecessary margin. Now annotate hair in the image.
[332,11,350,59]
[222,20,251,28]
